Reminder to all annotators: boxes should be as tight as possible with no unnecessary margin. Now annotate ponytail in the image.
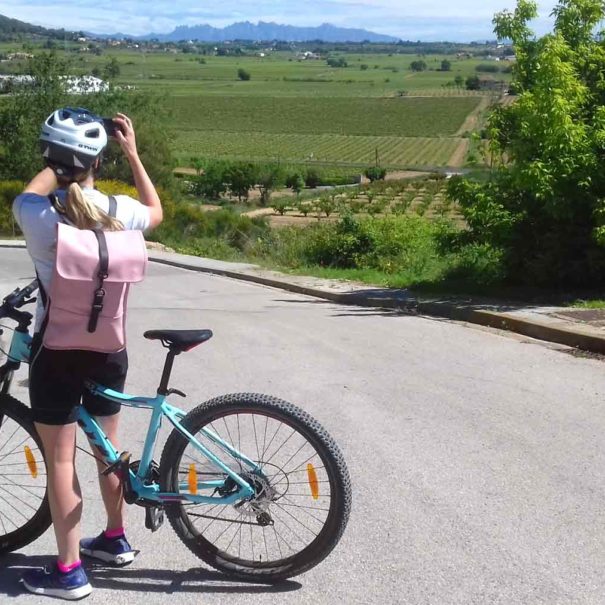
[63,181,124,232]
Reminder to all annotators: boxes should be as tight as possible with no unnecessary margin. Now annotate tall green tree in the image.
[448,0,605,287]
[0,52,175,188]
[0,52,69,180]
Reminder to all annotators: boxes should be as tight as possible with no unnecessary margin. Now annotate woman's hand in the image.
[113,113,138,161]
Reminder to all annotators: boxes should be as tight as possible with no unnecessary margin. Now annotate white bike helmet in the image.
[40,107,108,177]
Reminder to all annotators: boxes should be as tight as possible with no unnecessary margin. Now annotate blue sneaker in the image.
[22,564,92,600]
[80,532,137,566]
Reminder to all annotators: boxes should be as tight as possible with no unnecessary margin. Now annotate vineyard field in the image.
[173,131,461,168]
[167,95,480,138]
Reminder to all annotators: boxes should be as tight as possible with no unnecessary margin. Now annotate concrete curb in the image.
[3,241,604,354]
[148,255,605,355]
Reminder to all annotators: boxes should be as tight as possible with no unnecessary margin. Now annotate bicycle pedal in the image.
[145,506,164,532]
[101,451,132,477]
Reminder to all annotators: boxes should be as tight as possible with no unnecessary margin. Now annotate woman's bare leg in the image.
[90,413,125,532]
[35,422,81,565]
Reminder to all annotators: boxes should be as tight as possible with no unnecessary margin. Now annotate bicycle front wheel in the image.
[0,395,51,554]
[159,393,351,582]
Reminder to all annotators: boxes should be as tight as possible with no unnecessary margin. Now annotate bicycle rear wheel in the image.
[159,393,351,582]
[0,394,51,554]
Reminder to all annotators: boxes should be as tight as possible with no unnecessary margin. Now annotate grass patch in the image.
[567,299,605,309]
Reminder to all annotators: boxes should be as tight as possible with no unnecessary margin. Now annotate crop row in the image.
[174,132,461,168]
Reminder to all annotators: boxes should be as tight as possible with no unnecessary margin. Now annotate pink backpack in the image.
[43,213,148,353]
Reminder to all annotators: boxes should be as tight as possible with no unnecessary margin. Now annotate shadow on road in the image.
[0,553,301,597]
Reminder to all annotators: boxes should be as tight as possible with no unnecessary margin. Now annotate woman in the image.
[13,107,163,599]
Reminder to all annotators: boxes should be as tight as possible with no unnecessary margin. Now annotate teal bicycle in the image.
[0,280,351,581]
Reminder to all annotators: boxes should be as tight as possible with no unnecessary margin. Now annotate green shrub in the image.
[305,168,321,189]
[364,166,387,182]
[0,180,24,236]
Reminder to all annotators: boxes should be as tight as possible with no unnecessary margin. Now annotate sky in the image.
[0,1,559,41]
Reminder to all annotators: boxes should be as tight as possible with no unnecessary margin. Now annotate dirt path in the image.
[456,95,492,136]
[448,139,470,167]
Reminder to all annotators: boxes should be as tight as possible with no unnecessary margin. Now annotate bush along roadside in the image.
[150,199,502,290]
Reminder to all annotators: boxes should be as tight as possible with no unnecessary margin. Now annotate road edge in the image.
[2,241,604,355]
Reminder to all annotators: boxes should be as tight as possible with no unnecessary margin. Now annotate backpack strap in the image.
[108,195,117,219]
[48,194,69,224]
[88,229,109,334]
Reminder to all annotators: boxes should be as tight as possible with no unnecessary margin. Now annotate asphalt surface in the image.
[2,248,605,605]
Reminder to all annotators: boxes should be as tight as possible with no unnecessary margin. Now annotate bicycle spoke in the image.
[262,428,296,468]
[0,479,43,511]
[260,422,283,464]
[251,415,262,464]
[1,479,47,502]
[199,504,230,534]
[269,506,307,545]
[0,422,20,458]
[0,507,8,534]
[279,496,329,523]
[0,492,30,521]
[0,432,31,465]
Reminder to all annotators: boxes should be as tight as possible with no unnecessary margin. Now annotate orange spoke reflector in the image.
[307,463,319,500]
[24,446,38,479]
[188,464,198,495]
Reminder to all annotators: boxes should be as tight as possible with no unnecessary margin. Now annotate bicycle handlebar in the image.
[0,279,39,323]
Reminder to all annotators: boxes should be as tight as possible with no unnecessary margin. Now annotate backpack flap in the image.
[55,222,147,283]
[43,222,148,353]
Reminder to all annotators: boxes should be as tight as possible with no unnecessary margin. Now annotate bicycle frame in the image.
[2,328,259,506]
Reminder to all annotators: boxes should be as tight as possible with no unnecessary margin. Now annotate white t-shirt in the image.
[13,188,150,331]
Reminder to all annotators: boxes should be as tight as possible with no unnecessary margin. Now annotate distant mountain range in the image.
[93,21,399,44]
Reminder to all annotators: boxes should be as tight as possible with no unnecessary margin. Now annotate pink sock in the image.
[104,527,125,539]
[57,559,81,574]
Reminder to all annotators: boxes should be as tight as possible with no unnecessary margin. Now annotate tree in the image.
[0,52,69,180]
[257,165,284,206]
[410,60,427,72]
[364,166,387,182]
[103,57,120,80]
[454,75,465,88]
[285,172,305,196]
[225,162,258,201]
[326,57,348,68]
[190,160,227,200]
[305,168,321,189]
[190,157,205,176]
[440,59,452,71]
[237,68,251,81]
[448,0,605,287]
[465,75,481,90]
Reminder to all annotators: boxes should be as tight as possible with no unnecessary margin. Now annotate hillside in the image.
[0,13,75,40]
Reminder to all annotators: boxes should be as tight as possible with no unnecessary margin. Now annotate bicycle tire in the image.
[159,393,351,582]
[0,394,51,555]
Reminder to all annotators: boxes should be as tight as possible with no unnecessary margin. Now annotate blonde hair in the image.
[57,171,124,231]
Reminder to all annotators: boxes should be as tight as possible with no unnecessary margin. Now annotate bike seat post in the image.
[158,347,179,396]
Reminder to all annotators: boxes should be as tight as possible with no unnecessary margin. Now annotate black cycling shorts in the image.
[28,333,128,425]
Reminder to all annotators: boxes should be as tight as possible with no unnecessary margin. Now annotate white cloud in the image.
[0,1,560,38]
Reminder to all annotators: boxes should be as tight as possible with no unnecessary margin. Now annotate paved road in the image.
[2,248,605,605]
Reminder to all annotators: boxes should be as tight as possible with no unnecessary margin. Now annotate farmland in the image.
[167,96,479,136]
[0,42,509,169]
[174,132,462,168]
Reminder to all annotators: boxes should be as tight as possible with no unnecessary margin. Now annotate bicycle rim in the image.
[167,405,339,570]
[0,401,48,548]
